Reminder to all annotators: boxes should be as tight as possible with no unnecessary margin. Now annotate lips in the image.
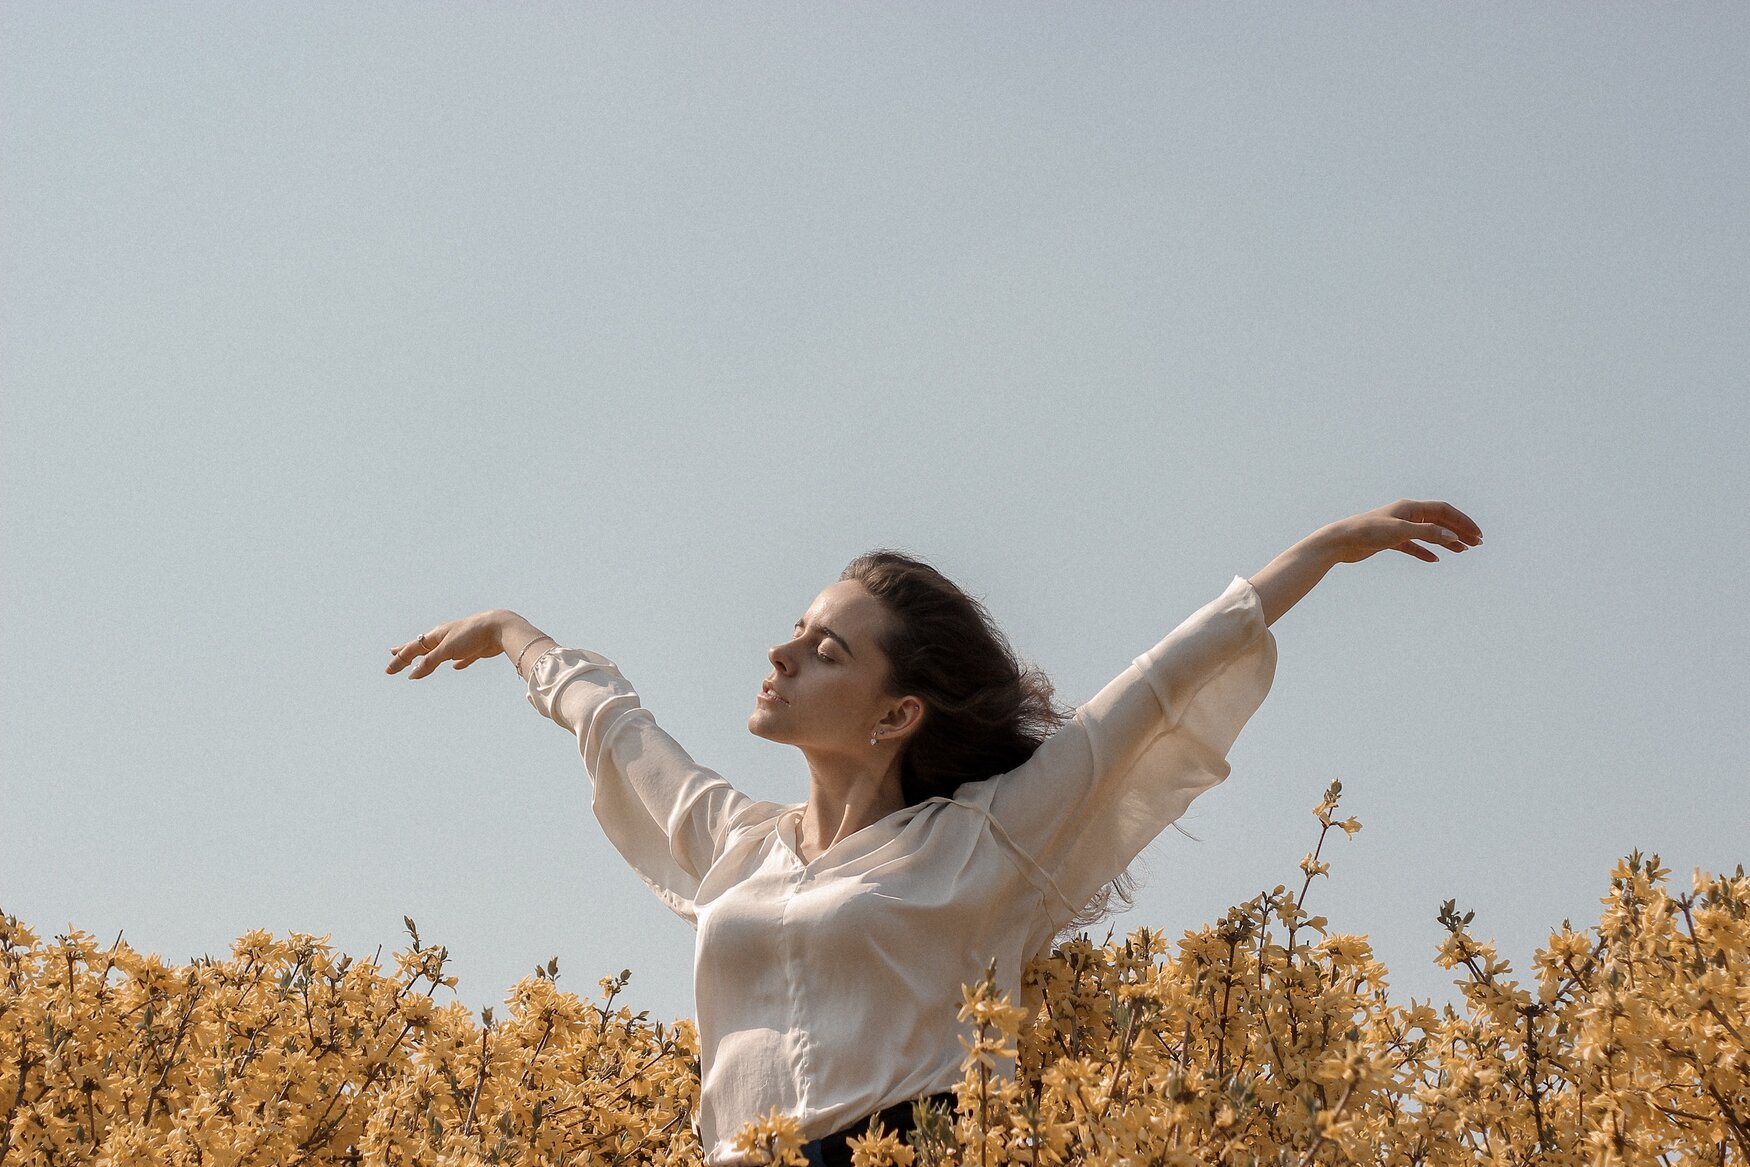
[759,682,790,706]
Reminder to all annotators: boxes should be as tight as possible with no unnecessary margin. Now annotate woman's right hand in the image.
[387,610,516,679]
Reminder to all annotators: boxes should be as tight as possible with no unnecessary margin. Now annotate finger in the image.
[1443,503,1483,544]
[1393,542,1439,563]
[385,641,422,675]
[392,626,451,673]
[408,649,447,680]
[406,632,455,679]
[1408,522,1468,553]
[1410,500,1483,544]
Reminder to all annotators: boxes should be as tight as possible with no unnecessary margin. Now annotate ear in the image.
[876,695,926,744]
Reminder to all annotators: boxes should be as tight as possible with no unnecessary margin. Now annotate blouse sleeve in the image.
[526,647,753,927]
[974,576,1277,931]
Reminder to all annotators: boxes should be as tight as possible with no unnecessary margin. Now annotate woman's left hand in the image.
[1249,499,1482,626]
[1318,499,1483,564]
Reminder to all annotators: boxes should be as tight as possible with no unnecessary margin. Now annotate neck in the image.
[797,749,907,859]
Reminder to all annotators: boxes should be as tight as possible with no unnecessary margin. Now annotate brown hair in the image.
[840,549,1135,933]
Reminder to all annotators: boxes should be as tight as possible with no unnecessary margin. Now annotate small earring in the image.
[869,733,880,746]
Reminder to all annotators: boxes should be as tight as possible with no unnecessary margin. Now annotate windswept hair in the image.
[840,550,1136,935]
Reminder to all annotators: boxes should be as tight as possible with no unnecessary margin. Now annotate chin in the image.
[748,715,800,748]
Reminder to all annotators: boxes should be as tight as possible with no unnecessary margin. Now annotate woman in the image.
[387,499,1481,1166]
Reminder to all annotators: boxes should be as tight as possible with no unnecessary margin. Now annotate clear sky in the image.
[3,4,1745,1027]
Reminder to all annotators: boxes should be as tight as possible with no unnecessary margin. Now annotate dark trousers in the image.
[799,1091,955,1167]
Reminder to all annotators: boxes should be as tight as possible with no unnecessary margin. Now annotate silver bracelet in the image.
[514,636,556,674]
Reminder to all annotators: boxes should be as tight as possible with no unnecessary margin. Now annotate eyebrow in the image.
[794,619,856,659]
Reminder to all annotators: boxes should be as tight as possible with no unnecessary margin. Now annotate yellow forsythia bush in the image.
[3,784,1745,1165]
[0,922,701,1166]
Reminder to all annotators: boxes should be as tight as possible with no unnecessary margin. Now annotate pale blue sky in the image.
[4,4,1745,1025]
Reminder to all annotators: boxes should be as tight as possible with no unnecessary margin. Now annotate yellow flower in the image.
[848,1118,917,1166]
[5,786,1745,1167]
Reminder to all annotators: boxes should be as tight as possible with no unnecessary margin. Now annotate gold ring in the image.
[418,634,430,651]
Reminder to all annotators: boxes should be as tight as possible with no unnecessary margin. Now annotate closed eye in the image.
[794,618,855,661]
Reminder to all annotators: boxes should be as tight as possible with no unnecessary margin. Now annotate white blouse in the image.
[526,575,1276,1166]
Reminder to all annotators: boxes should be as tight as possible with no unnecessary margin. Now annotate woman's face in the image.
[748,579,912,755]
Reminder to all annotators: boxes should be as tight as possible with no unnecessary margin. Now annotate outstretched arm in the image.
[387,609,754,926]
[1248,499,1482,627]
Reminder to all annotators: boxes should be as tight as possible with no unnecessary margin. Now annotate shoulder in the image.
[721,798,792,843]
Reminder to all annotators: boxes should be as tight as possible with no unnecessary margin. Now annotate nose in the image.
[767,641,794,675]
